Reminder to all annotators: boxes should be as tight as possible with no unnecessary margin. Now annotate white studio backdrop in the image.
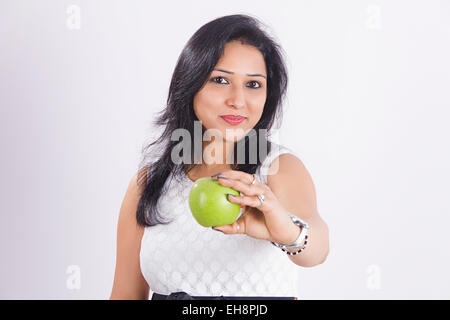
[0,0,449,299]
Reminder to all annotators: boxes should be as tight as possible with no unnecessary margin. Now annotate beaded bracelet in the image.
[271,213,310,256]
[273,235,309,256]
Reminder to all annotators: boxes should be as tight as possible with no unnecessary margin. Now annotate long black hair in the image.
[136,14,289,226]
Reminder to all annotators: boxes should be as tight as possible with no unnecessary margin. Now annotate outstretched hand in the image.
[211,170,300,245]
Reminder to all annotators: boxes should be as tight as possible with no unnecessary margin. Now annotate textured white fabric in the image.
[140,143,301,298]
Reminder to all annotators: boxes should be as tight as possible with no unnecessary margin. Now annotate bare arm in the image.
[268,154,330,267]
[110,169,150,299]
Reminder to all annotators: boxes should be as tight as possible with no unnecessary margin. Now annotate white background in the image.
[1,0,449,299]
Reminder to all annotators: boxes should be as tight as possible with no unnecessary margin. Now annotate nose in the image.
[226,85,245,109]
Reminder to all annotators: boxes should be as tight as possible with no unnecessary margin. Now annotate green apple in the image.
[188,177,241,227]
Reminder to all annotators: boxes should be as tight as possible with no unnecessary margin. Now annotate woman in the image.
[110,14,329,300]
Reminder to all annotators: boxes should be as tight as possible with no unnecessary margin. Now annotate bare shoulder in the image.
[267,153,319,219]
[267,153,311,183]
[134,166,149,192]
[120,167,147,218]
[110,166,150,299]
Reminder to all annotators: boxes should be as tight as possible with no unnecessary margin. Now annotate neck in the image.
[201,137,234,167]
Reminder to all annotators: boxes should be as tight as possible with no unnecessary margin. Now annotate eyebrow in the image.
[213,68,267,79]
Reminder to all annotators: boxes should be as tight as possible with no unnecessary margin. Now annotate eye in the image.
[247,81,262,89]
[210,77,263,89]
[210,76,228,84]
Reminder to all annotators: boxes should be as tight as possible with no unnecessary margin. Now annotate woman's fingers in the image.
[217,176,265,197]
[212,218,244,235]
[212,169,254,184]
[228,193,261,209]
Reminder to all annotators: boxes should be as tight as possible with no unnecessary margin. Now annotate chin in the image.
[203,123,249,144]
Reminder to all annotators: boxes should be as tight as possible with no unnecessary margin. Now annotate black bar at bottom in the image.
[151,291,297,300]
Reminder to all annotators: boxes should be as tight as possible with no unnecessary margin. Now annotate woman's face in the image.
[193,40,267,143]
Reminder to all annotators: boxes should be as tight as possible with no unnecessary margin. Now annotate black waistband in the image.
[152,291,297,300]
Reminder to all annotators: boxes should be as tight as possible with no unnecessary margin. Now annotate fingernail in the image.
[227,193,235,197]
[211,227,223,233]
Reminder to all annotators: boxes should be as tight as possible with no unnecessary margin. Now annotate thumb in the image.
[234,211,247,234]
[213,216,245,235]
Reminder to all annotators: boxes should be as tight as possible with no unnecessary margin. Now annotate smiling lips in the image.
[220,115,246,125]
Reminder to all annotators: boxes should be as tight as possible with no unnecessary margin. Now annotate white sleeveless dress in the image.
[140,143,301,298]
